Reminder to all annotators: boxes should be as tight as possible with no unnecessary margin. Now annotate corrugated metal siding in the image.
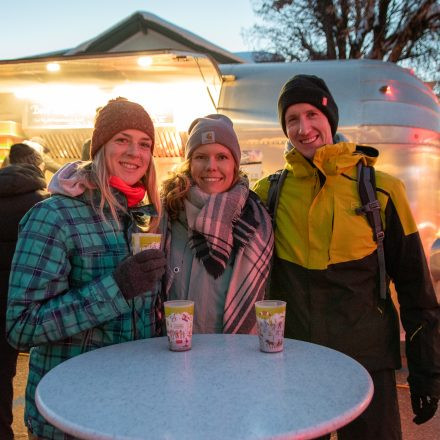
[30,127,186,160]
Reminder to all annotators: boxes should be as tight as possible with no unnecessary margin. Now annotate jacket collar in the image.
[284,142,379,177]
[284,147,315,178]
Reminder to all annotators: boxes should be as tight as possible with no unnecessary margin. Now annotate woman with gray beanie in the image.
[161,114,274,334]
[6,97,166,439]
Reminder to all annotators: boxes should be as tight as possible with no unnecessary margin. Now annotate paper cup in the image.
[164,300,194,351]
[255,300,286,353]
[131,233,161,254]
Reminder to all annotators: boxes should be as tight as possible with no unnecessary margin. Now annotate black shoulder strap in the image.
[267,169,288,230]
[355,161,387,300]
[264,169,288,298]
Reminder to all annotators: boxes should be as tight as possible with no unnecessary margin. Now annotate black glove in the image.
[114,249,166,300]
[410,393,439,425]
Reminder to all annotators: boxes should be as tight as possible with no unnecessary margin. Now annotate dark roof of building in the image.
[13,11,246,65]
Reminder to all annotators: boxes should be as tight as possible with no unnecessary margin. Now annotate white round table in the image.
[36,334,373,439]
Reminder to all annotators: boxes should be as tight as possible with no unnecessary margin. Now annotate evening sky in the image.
[1,0,256,60]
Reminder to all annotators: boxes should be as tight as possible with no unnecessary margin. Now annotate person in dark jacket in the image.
[254,74,440,440]
[0,143,48,440]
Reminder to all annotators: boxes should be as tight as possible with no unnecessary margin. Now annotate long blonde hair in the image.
[161,158,242,221]
[79,149,161,232]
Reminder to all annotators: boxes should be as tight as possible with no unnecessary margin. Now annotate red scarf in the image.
[109,176,146,207]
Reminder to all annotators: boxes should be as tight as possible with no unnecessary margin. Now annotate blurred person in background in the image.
[26,137,63,174]
[81,138,91,161]
[0,143,48,440]
[430,233,440,296]
[0,137,62,174]
[6,98,166,439]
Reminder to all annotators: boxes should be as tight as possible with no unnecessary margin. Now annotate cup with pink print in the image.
[164,300,194,351]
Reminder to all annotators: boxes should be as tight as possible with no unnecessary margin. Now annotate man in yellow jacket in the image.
[253,74,440,440]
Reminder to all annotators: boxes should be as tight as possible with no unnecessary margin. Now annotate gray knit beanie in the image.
[278,74,339,137]
[185,114,241,165]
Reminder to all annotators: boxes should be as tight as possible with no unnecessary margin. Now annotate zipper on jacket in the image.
[121,211,139,339]
[313,169,320,197]
[311,168,326,201]
[131,300,139,339]
[409,324,423,342]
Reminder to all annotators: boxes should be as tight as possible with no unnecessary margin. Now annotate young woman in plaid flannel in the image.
[6,97,166,439]
[160,114,273,335]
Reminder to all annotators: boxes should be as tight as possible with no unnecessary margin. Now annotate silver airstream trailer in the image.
[219,59,440,257]
[0,52,438,257]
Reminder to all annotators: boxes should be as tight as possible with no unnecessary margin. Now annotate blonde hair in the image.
[161,158,242,221]
[161,160,192,220]
[78,149,161,232]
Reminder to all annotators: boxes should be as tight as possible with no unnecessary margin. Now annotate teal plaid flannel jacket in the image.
[6,192,158,439]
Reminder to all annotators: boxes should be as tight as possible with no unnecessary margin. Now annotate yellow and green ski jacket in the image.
[254,142,440,397]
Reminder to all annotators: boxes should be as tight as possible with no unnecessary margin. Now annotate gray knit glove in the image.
[114,249,166,300]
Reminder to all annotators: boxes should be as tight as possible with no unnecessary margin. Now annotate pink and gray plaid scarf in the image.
[163,179,274,333]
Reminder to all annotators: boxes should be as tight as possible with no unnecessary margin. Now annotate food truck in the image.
[0,51,221,182]
[0,51,438,257]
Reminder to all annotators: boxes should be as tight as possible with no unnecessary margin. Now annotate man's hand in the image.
[410,393,438,424]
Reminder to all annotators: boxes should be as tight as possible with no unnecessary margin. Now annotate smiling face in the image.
[104,129,152,186]
[285,103,333,159]
[190,143,236,194]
